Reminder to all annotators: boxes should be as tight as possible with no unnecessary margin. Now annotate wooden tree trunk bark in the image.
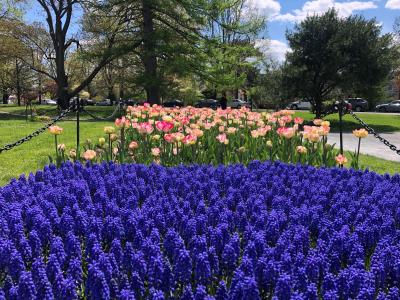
[314,96,322,119]
[142,0,160,104]
[55,25,70,110]
[15,59,21,106]
[2,86,9,104]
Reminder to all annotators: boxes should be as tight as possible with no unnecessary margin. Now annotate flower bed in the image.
[1,161,400,299]
[51,105,341,168]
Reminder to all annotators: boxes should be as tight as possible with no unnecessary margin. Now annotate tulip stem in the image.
[54,135,58,159]
[120,128,125,163]
[108,134,112,161]
[356,137,361,169]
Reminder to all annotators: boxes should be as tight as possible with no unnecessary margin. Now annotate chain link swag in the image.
[349,110,400,156]
[0,106,73,154]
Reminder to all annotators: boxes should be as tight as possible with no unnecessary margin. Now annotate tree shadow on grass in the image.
[328,118,400,133]
[0,113,28,121]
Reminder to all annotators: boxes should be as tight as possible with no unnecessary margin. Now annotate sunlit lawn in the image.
[0,118,113,185]
[294,110,400,133]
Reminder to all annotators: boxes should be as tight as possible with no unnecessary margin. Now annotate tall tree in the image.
[284,9,396,118]
[203,0,265,98]
[17,0,143,109]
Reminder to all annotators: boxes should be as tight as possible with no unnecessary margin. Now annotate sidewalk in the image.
[328,132,400,162]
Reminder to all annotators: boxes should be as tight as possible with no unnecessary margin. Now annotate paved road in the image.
[293,109,400,116]
[328,132,400,162]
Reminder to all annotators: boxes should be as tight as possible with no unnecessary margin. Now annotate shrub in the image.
[0,161,399,298]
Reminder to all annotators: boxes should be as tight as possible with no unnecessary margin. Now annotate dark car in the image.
[163,99,184,108]
[121,99,138,106]
[345,98,369,112]
[375,100,400,112]
[194,99,220,109]
[81,99,95,106]
[96,99,113,106]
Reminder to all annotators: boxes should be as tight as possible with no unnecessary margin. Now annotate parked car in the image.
[194,99,220,109]
[42,99,57,105]
[163,99,184,108]
[375,100,400,112]
[81,99,96,106]
[345,98,369,112]
[122,99,138,106]
[287,100,312,110]
[228,99,251,109]
[96,99,112,106]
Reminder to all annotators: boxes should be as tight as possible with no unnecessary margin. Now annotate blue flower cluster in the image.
[0,161,400,299]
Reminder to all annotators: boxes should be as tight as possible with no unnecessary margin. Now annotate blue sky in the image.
[24,0,400,62]
[252,0,400,61]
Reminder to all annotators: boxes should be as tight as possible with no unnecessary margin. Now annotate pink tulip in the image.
[216,133,229,145]
[115,117,128,128]
[277,127,296,139]
[313,119,322,126]
[164,134,174,143]
[294,117,304,124]
[155,121,174,132]
[137,122,154,134]
[182,134,197,145]
[335,154,348,165]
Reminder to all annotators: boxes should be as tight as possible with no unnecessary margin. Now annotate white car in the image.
[229,99,251,109]
[287,100,312,110]
[42,99,57,105]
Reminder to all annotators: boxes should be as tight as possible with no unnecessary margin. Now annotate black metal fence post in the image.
[76,96,80,156]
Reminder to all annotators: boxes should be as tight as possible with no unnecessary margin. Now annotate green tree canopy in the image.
[283,9,397,117]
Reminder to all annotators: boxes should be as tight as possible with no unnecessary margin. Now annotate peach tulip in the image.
[129,141,139,150]
[82,150,96,161]
[216,133,229,145]
[335,154,348,165]
[151,147,161,156]
[49,125,63,135]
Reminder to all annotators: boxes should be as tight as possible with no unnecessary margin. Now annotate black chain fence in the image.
[348,110,400,156]
[0,105,73,154]
[81,105,121,121]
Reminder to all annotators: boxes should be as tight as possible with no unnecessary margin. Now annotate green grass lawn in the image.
[355,152,400,176]
[0,104,120,120]
[0,107,399,186]
[294,111,400,133]
[0,119,113,185]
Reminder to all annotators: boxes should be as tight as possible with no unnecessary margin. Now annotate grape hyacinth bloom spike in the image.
[0,161,398,298]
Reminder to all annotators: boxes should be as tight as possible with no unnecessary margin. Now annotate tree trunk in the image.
[38,73,43,104]
[2,87,9,104]
[142,0,160,104]
[108,86,116,105]
[15,59,21,106]
[314,96,322,119]
[57,79,70,110]
[212,87,217,100]
[55,25,70,110]
[120,82,125,100]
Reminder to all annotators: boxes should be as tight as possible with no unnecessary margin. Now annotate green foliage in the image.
[251,62,285,109]
[283,9,397,117]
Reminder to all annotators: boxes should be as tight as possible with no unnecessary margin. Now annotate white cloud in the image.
[273,0,377,22]
[386,0,400,9]
[245,0,281,17]
[255,39,290,62]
